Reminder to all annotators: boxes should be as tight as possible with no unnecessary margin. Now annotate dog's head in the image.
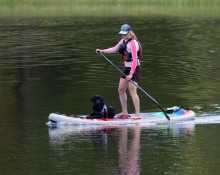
[91,95,104,112]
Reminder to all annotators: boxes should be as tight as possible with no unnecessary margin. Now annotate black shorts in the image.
[121,66,141,82]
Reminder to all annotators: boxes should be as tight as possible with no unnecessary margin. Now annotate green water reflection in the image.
[0,17,219,115]
[0,15,220,175]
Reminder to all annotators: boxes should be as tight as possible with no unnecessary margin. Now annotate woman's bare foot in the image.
[116,112,128,117]
[130,113,141,119]
[131,115,141,119]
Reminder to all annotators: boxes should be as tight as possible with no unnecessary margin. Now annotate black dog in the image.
[86,95,115,119]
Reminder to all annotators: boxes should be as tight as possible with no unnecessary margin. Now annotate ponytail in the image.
[125,31,137,40]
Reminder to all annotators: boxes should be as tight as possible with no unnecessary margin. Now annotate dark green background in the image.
[0,16,219,175]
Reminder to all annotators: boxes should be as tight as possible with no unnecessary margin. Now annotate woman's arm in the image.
[130,40,138,73]
[96,39,123,54]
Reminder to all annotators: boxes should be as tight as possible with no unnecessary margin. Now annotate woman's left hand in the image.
[126,74,132,80]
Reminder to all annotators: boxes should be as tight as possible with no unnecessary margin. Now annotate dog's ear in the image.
[91,95,104,103]
[97,95,104,103]
[91,95,100,101]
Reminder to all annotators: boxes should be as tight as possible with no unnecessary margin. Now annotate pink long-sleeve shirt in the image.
[104,39,140,73]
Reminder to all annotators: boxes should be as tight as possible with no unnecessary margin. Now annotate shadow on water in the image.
[48,123,195,174]
[47,114,220,174]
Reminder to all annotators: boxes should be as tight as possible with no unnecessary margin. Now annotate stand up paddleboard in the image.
[47,107,195,126]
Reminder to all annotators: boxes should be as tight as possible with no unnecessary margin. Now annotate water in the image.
[0,16,220,175]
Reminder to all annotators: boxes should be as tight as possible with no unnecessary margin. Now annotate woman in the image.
[96,24,141,119]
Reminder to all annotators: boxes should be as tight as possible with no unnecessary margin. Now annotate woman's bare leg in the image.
[118,78,129,115]
[128,82,140,116]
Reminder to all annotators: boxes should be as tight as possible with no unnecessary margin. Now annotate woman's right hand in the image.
[96,49,103,53]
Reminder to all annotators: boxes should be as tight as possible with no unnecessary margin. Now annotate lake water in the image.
[0,16,220,175]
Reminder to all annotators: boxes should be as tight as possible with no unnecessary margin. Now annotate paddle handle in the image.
[99,52,170,121]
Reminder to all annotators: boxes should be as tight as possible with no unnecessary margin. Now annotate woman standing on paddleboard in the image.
[96,24,142,119]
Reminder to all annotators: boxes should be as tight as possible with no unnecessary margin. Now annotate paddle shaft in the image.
[99,52,170,121]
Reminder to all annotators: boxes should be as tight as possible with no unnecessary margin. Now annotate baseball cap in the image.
[119,24,132,35]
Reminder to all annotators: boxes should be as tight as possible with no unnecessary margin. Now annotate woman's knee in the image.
[128,85,137,95]
[118,78,128,93]
[118,86,126,94]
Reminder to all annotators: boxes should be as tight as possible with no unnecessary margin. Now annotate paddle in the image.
[98,52,170,121]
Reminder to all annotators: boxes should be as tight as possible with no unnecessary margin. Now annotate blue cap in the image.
[119,24,132,35]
